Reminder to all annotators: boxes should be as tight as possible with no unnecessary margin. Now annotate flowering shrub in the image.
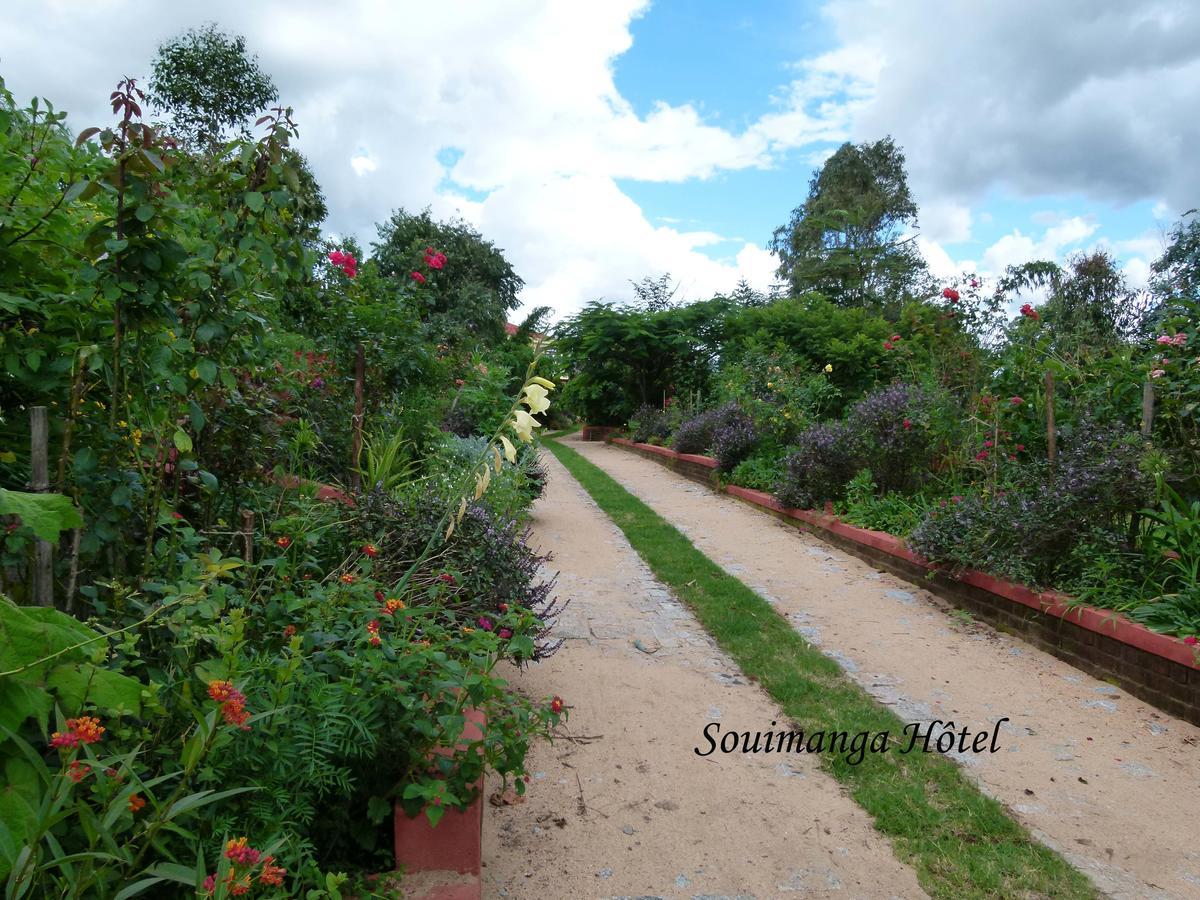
[774,422,858,509]
[627,403,671,444]
[910,425,1153,585]
[844,383,938,493]
[709,405,759,472]
[672,409,718,454]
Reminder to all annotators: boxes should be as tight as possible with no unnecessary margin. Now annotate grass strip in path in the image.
[545,438,1094,900]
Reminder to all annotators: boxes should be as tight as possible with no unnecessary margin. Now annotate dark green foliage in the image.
[770,137,929,313]
[372,208,522,349]
[149,23,279,148]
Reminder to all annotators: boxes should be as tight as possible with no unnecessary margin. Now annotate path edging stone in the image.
[608,436,1200,725]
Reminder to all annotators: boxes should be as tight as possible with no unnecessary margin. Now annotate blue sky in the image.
[1,0,1195,316]
[609,2,1181,288]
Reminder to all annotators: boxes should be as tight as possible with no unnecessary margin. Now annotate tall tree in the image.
[372,207,523,348]
[770,137,928,314]
[997,250,1151,355]
[1151,210,1200,303]
[630,273,679,311]
[149,23,279,149]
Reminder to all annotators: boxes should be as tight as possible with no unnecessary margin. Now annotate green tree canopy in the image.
[149,23,279,149]
[770,137,929,314]
[996,250,1151,356]
[371,208,523,349]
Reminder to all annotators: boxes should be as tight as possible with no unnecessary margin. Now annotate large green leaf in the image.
[0,680,51,734]
[0,602,95,673]
[46,664,143,717]
[0,489,82,543]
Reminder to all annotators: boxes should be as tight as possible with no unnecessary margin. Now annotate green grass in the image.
[545,438,1095,900]
[542,423,582,439]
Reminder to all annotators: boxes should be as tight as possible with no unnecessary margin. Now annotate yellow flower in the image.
[117,420,128,429]
[499,435,517,463]
[824,363,833,373]
[462,627,475,635]
[521,383,551,415]
[189,368,199,379]
[131,428,143,447]
[766,382,774,389]
[167,330,176,340]
[511,409,540,443]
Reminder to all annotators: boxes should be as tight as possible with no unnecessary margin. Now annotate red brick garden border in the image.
[609,437,1200,725]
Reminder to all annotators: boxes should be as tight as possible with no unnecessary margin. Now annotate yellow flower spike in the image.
[512,409,540,443]
[528,376,556,391]
[499,434,517,464]
[521,383,551,415]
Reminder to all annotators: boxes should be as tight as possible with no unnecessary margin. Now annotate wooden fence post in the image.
[30,406,54,607]
[1141,382,1155,438]
[350,342,365,492]
[1044,371,1056,466]
[241,509,255,565]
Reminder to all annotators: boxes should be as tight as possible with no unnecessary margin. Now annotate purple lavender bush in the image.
[909,424,1151,586]
[774,422,858,509]
[845,383,937,493]
[710,406,759,471]
[672,408,717,454]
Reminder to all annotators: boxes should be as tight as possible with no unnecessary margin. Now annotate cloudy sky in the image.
[2,0,1196,320]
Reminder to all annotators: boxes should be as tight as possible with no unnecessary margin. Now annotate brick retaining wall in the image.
[608,437,1200,725]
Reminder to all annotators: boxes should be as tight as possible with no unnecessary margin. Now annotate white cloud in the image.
[982,216,1098,275]
[1,0,833,319]
[2,0,1193,322]
[792,0,1200,212]
[349,155,377,176]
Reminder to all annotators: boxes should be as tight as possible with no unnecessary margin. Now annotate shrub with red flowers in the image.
[328,249,358,278]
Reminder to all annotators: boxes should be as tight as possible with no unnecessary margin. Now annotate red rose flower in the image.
[411,271,426,285]
[942,288,960,301]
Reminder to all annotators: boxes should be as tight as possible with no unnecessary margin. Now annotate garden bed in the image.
[610,437,1200,725]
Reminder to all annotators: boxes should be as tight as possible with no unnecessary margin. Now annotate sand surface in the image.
[553,436,1200,900]
[481,446,927,899]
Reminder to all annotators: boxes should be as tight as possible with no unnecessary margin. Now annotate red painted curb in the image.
[393,708,486,895]
[612,439,1200,671]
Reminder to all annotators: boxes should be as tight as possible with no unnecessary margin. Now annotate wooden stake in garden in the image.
[1141,381,1155,438]
[241,509,255,565]
[1044,371,1056,466]
[30,406,54,607]
[350,341,365,492]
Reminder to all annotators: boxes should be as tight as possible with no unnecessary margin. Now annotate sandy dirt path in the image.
[564,436,1200,900]
[480,448,927,899]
